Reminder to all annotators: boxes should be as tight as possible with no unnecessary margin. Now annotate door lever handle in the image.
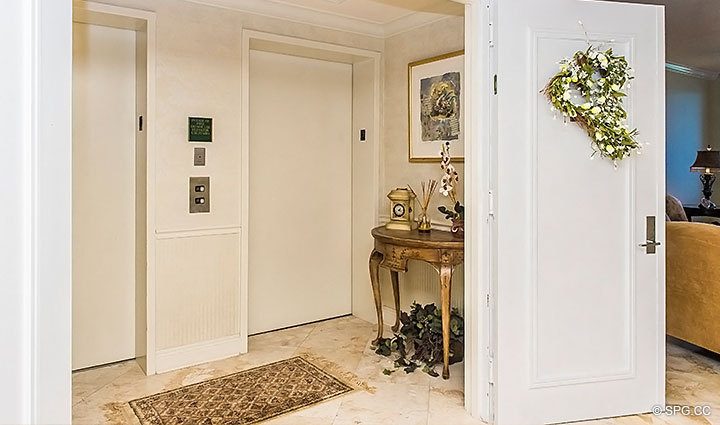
[640,216,660,254]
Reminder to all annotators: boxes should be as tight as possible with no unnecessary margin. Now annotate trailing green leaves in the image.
[372,303,464,377]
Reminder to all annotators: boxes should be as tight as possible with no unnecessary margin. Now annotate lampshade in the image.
[691,146,720,173]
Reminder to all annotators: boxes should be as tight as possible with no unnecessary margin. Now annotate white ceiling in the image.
[186,0,463,38]
[612,0,720,73]
[266,0,421,25]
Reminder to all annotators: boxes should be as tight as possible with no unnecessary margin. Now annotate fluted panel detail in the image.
[156,232,240,350]
[380,261,465,315]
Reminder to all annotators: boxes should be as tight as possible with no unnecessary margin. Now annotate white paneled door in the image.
[72,23,137,370]
[248,50,353,335]
[494,1,665,424]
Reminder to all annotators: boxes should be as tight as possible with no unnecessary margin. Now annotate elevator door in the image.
[248,50,353,334]
[72,22,137,370]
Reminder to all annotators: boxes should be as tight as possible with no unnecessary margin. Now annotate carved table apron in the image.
[369,226,464,379]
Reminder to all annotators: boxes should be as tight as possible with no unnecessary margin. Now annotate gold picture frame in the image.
[408,50,465,163]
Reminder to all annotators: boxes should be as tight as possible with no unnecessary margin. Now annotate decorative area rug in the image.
[129,356,355,425]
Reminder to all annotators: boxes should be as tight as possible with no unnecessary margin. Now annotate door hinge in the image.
[486,293,490,307]
[138,115,144,132]
[487,190,495,221]
[488,356,495,384]
[489,21,495,47]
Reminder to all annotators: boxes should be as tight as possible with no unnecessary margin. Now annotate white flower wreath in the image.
[543,46,640,163]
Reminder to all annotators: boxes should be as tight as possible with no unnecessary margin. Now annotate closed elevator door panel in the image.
[249,50,352,335]
[72,23,136,370]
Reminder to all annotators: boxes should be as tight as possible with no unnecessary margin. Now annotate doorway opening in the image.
[658,0,720,417]
[241,31,382,337]
[72,2,156,375]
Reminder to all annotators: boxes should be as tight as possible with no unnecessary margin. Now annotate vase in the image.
[451,218,464,238]
[418,213,432,233]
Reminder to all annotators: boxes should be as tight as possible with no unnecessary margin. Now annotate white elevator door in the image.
[72,23,136,370]
[249,50,353,335]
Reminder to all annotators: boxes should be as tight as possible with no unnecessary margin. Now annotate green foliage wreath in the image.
[543,46,640,163]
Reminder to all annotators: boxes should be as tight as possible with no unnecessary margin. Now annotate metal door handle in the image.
[640,216,660,254]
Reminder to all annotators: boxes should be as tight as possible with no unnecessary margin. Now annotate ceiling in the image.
[613,0,720,73]
[187,0,463,38]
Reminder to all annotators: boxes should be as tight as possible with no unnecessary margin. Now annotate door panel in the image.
[248,51,352,335]
[534,37,634,384]
[72,23,137,370]
[494,1,665,423]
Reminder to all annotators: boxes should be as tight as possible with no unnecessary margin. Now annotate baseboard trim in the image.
[155,335,244,373]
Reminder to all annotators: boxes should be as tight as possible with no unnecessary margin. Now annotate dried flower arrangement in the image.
[438,142,464,236]
[408,180,437,232]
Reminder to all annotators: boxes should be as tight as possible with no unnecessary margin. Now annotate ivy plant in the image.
[373,303,464,377]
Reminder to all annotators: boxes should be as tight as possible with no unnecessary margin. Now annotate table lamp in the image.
[690,145,720,209]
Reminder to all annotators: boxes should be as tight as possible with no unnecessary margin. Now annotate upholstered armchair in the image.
[666,194,688,222]
[666,220,720,354]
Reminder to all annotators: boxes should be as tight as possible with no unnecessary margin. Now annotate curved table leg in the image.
[440,264,453,379]
[369,250,384,344]
[390,271,401,332]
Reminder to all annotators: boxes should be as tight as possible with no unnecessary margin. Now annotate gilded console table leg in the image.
[439,264,453,380]
[390,271,401,332]
[369,250,385,344]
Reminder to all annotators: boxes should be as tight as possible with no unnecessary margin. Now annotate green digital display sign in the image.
[188,117,212,142]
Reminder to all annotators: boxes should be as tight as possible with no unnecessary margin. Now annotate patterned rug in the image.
[129,356,354,425]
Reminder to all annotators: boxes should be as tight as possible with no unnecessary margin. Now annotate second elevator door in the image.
[248,50,353,335]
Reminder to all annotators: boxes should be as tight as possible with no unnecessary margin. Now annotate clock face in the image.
[393,203,406,218]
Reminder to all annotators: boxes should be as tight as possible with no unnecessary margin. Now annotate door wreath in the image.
[543,46,639,164]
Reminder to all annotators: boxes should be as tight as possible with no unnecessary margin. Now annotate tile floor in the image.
[73,316,720,425]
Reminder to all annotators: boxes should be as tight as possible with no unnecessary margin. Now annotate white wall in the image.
[380,16,465,314]
[1,1,72,424]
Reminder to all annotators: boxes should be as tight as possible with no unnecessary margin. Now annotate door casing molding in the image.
[462,0,493,420]
[240,30,382,347]
[73,1,158,375]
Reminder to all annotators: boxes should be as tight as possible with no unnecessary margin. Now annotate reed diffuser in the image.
[409,180,437,233]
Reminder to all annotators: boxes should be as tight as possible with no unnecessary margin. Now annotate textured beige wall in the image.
[380,16,465,315]
[382,16,465,225]
[84,0,463,350]
[90,0,383,351]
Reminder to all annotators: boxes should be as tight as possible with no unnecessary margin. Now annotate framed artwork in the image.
[188,117,213,142]
[408,50,464,162]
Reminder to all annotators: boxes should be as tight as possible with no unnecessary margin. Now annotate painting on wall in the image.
[408,51,464,162]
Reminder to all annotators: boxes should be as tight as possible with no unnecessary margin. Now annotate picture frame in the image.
[408,50,464,163]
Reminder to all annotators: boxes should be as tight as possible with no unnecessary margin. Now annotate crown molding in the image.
[383,11,453,38]
[183,0,450,38]
[666,62,719,81]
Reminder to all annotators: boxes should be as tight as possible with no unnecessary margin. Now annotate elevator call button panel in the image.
[189,176,210,213]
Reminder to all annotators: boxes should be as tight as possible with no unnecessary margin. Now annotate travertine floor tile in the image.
[72,317,720,425]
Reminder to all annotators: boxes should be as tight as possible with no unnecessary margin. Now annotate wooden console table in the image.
[369,226,464,379]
